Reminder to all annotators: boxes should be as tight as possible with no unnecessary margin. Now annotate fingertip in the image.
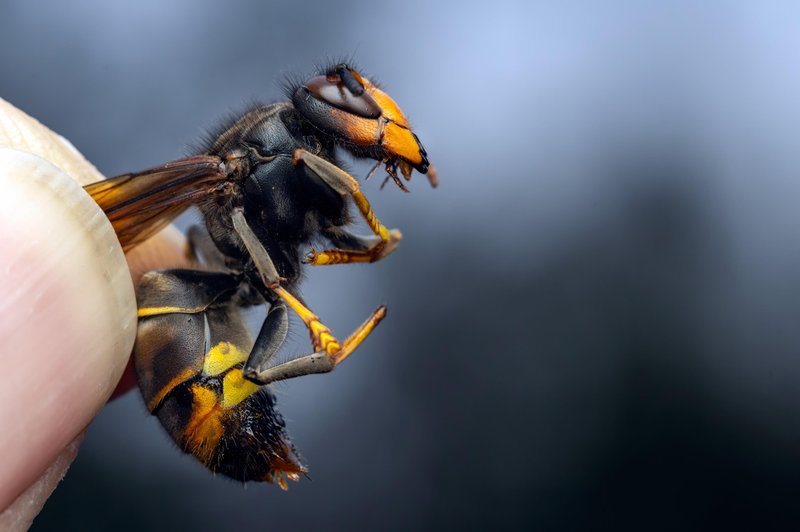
[0,99,194,512]
[0,435,83,532]
[0,149,136,509]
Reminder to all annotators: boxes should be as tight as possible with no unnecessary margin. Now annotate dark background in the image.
[2,1,800,530]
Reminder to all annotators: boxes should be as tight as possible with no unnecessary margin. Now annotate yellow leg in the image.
[271,286,385,362]
[271,286,339,355]
[334,305,386,364]
[293,149,403,266]
[231,207,386,385]
[353,190,390,241]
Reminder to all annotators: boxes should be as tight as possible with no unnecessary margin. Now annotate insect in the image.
[84,63,436,489]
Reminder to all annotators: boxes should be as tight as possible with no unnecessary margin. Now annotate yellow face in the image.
[292,64,435,185]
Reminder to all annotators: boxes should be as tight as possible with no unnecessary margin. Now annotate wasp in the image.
[84,63,436,489]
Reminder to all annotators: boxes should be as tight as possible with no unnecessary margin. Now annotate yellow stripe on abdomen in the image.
[138,306,199,317]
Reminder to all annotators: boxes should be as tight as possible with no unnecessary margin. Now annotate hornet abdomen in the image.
[133,269,304,486]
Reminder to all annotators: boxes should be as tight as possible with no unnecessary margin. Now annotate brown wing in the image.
[84,155,227,251]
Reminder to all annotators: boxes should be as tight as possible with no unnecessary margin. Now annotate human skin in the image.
[0,99,191,530]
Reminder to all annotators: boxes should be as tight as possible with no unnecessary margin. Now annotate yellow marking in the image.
[203,341,248,377]
[146,367,196,413]
[138,306,196,317]
[221,369,260,408]
[183,385,224,465]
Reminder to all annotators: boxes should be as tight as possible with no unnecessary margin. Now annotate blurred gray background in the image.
[3,1,800,530]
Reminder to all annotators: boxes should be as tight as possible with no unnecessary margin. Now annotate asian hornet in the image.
[84,63,436,488]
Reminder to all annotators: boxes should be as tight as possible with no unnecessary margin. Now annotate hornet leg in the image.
[292,148,402,266]
[242,301,289,380]
[231,208,386,384]
[246,308,386,385]
[321,226,376,253]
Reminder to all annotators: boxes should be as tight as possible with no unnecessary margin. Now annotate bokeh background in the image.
[2,1,800,530]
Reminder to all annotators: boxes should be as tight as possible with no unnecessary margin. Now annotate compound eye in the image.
[304,67,382,119]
